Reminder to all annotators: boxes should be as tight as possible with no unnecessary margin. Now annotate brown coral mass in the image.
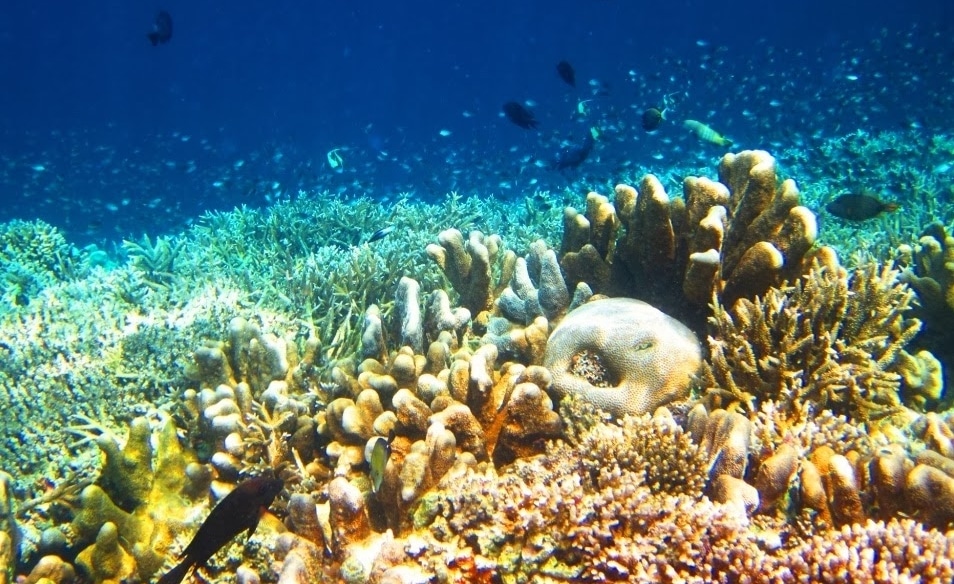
[544,298,701,417]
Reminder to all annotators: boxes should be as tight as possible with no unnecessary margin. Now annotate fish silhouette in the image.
[158,476,283,584]
[556,60,576,87]
[552,132,595,170]
[502,102,539,130]
[825,193,899,221]
[148,10,173,46]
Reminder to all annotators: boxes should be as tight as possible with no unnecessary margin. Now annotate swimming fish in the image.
[556,60,576,87]
[683,120,733,147]
[368,225,394,243]
[158,476,283,584]
[552,129,597,170]
[502,102,539,130]
[147,10,173,46]
[825,192,899,221]
[369,434,392,494]
[641,107,665,131]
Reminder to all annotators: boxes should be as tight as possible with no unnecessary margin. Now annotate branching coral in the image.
[700,262,923,422]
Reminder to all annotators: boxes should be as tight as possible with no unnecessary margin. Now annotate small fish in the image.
[556,60,576,87]
[641,107,665,132]
[551,130,596,171]
[147,10,173,46]
[502,101,539,130]
[683,119,733,147]
[825,193,899,221]
[369,434,392,494]
[368,225,394,243]
[158,476,283,584]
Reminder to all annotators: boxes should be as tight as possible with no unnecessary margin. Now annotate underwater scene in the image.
[2,1,954,582]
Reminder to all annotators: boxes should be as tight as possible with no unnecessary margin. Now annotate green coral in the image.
[0,219,85,307]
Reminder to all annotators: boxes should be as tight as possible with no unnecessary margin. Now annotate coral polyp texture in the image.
[2,151,954,582]
[544,297,702,417]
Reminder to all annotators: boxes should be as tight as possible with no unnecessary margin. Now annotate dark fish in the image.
[158,476,283,584]
[552,131,596,170]
[148,10,173,46]
[825,193,899,221]
[641,107,664,131]
[368,225,394,243]
[556,60,576,87]
[502,102,539,130]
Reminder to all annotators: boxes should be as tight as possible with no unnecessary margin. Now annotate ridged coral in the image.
[544,297,702,417]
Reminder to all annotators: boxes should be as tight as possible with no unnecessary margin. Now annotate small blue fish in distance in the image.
[148,10,173,46]
[158,476,283,584]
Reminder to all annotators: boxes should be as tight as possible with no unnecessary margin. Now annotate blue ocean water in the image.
[0,1,951,246]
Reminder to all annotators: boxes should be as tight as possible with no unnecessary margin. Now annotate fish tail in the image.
[157,561,192,584]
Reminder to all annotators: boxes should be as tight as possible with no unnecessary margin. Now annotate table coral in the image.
[544,297,701,417]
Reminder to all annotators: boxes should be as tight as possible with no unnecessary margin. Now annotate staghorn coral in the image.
[544,297,701,417]
[701,261,923,422]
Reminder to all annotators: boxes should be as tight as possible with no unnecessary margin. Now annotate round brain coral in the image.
[544,298,701,417]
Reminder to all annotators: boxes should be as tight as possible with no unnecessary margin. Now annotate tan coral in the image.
[700,261,920,422]
[425,229,515,318]
[545,298,701,417]
[558,151,821,317]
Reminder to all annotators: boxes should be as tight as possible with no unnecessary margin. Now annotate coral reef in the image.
[544,297,701,417]
[700,261,924,422]
[4,150,954,583]
[559,150,824,325]
[0,219,85,308]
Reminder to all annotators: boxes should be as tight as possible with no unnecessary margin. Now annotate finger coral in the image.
[558,151,824,324]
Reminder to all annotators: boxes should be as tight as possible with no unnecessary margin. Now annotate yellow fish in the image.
[683,119,733,147]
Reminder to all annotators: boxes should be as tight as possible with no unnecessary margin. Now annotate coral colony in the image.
[3,150,954,582]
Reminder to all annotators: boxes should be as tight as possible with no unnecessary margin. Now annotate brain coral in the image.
[544,297,701,417]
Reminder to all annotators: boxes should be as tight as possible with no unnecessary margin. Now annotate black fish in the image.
[148,10,173,46]
[158,477,283,584]
[552,132,595,170]
[641,107,664,131]
[825,193,899,221]
[556,60,576,87]
[502,102,539,130]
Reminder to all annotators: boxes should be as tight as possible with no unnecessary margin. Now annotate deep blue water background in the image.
[1,1,951,245]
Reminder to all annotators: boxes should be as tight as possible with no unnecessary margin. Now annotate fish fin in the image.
[884,202,900,213]
[157,560,192,584]
[147,32,159,46]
